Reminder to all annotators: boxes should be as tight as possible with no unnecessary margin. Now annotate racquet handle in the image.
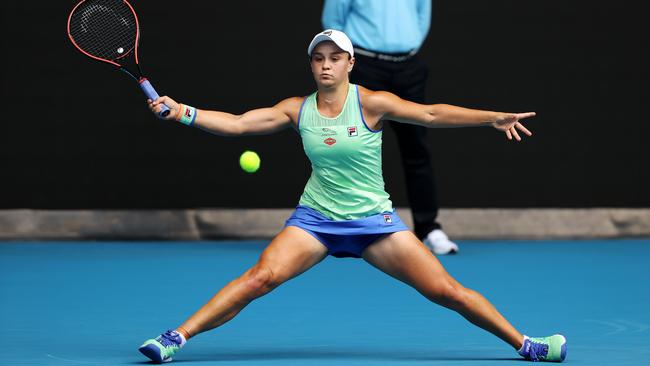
[139,78,170,117]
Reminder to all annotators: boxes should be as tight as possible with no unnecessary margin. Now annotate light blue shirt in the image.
[322,0,431,54]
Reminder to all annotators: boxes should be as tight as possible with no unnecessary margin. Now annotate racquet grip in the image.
[139,78,170,117]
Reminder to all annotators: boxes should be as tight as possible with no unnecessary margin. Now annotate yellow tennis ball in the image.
[239,150,260,173]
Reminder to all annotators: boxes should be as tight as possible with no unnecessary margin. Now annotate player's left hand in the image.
[491,112,536,141]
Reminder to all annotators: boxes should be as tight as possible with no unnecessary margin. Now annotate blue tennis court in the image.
[2,240,649,365]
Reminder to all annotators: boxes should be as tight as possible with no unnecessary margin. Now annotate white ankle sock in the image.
[518,335,530,353]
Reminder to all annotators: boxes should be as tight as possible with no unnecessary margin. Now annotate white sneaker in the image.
[423,229,459,255]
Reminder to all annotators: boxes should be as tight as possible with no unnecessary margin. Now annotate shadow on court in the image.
[171,348,521,363]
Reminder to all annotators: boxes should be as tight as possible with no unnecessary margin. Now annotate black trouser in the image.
[350,52,440,239]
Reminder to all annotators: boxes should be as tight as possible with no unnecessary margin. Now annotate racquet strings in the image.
[69,0,137,62]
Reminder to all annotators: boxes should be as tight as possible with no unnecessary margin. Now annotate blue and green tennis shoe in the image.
[139,329,185,363]
[518,334,567,362]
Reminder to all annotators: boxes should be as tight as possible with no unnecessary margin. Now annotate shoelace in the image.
[527,340,549,362]
[157,330,181,348]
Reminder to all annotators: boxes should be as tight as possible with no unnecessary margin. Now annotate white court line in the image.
[45,354,102,365]
[614,319,650,333]
[584,319,628,336]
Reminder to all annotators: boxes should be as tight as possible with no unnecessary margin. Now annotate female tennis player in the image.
[139,30,566,363]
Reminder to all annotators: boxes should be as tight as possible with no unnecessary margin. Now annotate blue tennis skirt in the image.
[284,205,408,258]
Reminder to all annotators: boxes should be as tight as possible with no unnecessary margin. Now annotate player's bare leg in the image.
[179,226,327,336]
[363,231,523,348]
[139,226,328,363]
[362,231,566,362]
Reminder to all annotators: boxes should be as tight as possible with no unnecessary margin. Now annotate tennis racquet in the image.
[67,0,170,117]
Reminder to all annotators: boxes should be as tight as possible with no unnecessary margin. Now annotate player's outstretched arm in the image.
[363,89,535,141]
[147,96,303,136]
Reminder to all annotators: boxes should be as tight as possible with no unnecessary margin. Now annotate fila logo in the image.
[383,214,392,224]
[347,126,358,137]
[324,137,336,146]
[184,108,193,117]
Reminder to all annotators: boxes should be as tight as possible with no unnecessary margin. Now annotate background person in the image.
[322,0,458,254]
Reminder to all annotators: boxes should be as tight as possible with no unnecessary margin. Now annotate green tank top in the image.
[298,84,393,220]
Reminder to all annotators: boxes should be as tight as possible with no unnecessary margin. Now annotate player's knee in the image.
[425,282,469,310]
[242,265,279,297]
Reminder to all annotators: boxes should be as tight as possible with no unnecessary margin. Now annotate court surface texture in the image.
[2,240,649,365]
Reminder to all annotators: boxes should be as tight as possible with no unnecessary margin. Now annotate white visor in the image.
[307,29,354,57]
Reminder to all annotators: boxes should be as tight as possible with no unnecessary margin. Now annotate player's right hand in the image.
[147,96,180,121]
